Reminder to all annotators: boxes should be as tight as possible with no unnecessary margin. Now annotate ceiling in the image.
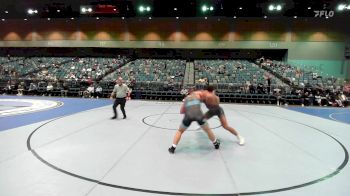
[0,0,349,19]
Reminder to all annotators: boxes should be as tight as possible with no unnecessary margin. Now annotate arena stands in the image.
[0,55,129,97]
[102,59,186,100]
[0,55,348,107]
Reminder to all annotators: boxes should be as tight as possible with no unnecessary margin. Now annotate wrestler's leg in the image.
[220,114,245,145]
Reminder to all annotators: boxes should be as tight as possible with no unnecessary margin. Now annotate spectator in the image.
[315,91,322,106]
[274,89,282,106]
[17,82,24,96]
[95,84,103,99]
[267,77,271,94]
[3,81,12,95]
[257,83,264,94]
[46,82,53,96]
[335,93,346,107]
[28,82,37,95]
[85,84,95,98]
[249,83,255,94]
[61,82,68,97]
[180,88,189,97]
[340,92,348,107]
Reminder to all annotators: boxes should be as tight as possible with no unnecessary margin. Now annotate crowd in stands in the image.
[1,55,349,107]
[103,59,185,91]
[0,57,70,80]
[194,59,286,94]
[257,57,349,107]
[258,58,336,89]
[0,55,129,98]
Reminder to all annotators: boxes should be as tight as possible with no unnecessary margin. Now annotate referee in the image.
[110,77,131,119]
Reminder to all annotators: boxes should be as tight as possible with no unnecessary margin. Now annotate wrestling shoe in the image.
[238,136,245,146]
[213,139,221,149]
[168,146,176,154]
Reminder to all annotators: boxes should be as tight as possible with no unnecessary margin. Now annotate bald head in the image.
[116,77,124,85]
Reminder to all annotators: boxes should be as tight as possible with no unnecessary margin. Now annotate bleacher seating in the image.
[103,59,185,91]
[194,59,287,92]
[264,60,340,89]
[1,55,348,107]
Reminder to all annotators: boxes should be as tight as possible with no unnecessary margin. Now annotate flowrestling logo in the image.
[314,10,335,18]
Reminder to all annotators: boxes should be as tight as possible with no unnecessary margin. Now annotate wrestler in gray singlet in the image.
[181,95,207,128]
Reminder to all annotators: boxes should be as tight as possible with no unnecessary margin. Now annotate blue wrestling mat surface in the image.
[0,95,112,132]
[287,106,350,124]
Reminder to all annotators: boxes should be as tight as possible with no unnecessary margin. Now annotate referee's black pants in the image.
[112,98,126,118]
